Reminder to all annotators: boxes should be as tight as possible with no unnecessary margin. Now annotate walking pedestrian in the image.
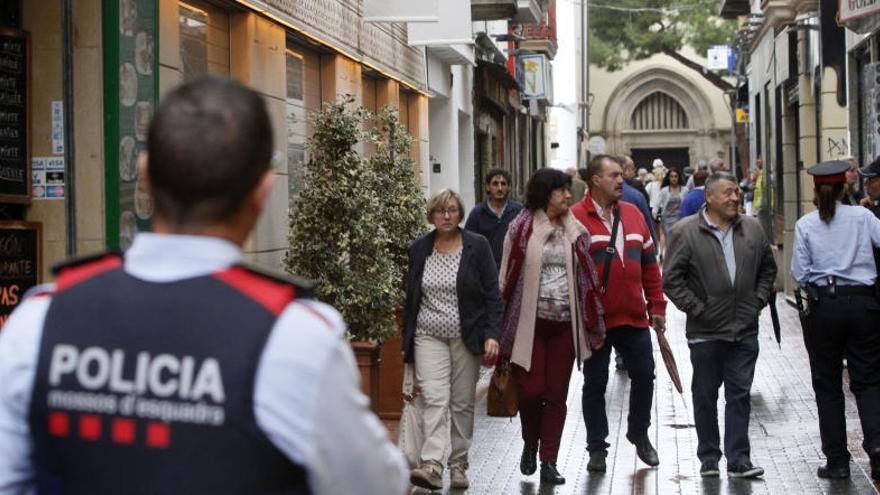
[857,157,880,270]
[620,155,650,204]
[566,167,588,205]
[464,169,524,268]
[791,160,880,480]
[0,76,408,495]
[841,156,865,206]
[678,170,709,219]
[403,189,503,491]
[499,168,605,486]
[654,167,687,250]
[571,155,666,472]
[663,171,777,479]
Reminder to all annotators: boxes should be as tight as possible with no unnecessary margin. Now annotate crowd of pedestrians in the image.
[2,75,880,494]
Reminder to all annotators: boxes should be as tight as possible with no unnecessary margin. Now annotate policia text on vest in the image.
[47,344,226,426]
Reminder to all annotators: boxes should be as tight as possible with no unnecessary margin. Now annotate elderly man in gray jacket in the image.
[663,171,777,479]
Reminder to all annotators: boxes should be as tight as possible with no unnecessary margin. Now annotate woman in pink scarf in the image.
[498,168,605,485]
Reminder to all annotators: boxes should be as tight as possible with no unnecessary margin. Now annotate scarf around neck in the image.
[500,209,606,359]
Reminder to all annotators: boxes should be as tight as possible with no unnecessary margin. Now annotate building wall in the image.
[20,0,104,281]
[589,47,733,167]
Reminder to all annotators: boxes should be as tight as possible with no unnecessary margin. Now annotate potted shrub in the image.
[286,98,424,411]
[366,107,427,418]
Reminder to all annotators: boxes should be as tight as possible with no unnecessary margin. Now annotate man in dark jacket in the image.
[663,171,777,479]
[464,169,523,268]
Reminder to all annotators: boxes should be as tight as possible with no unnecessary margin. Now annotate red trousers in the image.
[514,318,576,463]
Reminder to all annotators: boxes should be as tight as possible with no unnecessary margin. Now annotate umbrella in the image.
[655,330,683,394]
[768,289,781,347]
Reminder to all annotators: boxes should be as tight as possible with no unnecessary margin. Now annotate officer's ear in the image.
[136,152,150,192]
[249,170,276,213]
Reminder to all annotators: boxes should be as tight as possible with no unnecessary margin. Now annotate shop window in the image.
[286,42,321,206]
[179,1,229,81]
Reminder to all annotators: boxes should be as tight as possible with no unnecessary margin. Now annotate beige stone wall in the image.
[590,47,733,134]
[22,1,65,282]
[22,0,105,281]
[71,0,105,259]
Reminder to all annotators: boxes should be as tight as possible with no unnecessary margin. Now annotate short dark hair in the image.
[485,168,511,185]
[586,154,620,188]
[693,170,709,187]
[525,168,572,211]
[577,168,588,182]
[147,76,273,226]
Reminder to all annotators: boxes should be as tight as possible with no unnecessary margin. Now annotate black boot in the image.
[520,442,538,475]
[628,434,659,467]
[870,447,880,481]
[540,462,565,484]
[816,463,850,479]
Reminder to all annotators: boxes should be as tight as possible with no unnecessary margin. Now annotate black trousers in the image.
[803,293,880,464]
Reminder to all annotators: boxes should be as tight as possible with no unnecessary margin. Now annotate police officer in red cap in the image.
[0,76,407,494]
[791,160,880,481]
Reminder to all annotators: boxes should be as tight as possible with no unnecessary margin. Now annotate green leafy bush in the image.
[286,98,425,344]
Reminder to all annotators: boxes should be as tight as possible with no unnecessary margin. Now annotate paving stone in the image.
[410,300,880,494]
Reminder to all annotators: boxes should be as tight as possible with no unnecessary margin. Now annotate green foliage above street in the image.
[286,98,425,345]
[590,0,737,89]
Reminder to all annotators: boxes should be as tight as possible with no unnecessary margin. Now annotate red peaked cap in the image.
[807,160,849,185]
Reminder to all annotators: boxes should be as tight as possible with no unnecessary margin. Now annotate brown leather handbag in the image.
[487,363,519,417]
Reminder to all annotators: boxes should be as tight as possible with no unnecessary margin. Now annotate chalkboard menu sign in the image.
[0,28,28,204]
[0,222,40,329]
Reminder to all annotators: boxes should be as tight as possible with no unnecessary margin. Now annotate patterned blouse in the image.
[416,246,463,338]
[536,226,571,321]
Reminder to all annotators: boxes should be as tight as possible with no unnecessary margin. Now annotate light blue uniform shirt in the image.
[0,233,407,495]
[791,203,880,286]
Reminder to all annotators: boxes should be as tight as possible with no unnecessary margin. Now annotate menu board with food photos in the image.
[107,0,155,250]
[0,28,29,204]
[0,222,40,330]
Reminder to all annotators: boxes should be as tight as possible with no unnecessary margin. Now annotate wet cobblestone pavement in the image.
[411,299,880,494]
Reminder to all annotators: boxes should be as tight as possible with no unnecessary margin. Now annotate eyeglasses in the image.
[433,208,460,217]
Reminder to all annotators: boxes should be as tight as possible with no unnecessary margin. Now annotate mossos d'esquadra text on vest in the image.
[45,344,227,426]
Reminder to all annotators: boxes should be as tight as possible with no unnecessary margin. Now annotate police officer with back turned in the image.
[0,76,408,494]
[791,160,880,481]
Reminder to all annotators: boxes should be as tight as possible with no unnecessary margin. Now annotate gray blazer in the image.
[662,208,777,341]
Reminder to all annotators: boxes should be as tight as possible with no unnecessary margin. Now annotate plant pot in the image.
[351,341,381,413]
[378,333,405,420]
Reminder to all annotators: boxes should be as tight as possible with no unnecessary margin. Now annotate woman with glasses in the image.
[402,189,503,491]
[499,168,605,485]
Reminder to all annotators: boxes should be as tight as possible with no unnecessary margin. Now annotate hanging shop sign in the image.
[0,221,40,330]
[364,0,438,23]
[520,54,549,100]
[839,0,880,33]
[736,107,750,123]
[0,28,30,204]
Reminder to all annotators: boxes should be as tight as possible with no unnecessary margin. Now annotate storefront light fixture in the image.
[233,0,429,96]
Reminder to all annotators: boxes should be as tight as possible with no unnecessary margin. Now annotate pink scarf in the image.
[500,209,606,360]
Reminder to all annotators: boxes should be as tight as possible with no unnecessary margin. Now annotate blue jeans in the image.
[581,326,655,452]
[689,335,759,466]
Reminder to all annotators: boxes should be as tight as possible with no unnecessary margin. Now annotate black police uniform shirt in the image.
[0,233,407,495]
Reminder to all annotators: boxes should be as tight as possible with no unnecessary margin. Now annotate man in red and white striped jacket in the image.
[571,154,667,473]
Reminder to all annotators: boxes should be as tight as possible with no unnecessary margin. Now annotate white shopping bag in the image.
[397,363,425,468]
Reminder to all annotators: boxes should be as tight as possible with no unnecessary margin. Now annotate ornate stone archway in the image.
[601,66,727,167]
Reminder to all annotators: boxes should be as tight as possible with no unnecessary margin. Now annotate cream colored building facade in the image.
[9,0,431,285]
[589,47,733,170]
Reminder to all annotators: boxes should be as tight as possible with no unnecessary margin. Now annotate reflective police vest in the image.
[28,253,313,494]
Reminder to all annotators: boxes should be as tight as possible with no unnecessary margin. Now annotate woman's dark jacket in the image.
[402,229,503,363]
